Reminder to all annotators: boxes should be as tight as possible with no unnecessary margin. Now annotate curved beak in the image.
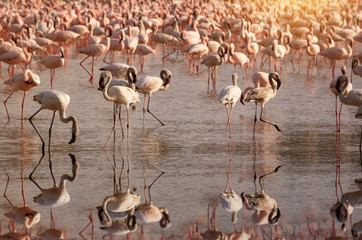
[69,132,77,144]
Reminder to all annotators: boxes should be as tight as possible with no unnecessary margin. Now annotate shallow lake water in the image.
[0,40,361,239]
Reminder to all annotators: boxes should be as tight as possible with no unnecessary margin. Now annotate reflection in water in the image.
[3,168,41,230]
[219,158,242,230]
[241,165,282,226]
[29,154,79,209]
[97,148,140,236]
[200,204,227,240]
[38,209,64,240]
[133,167,170,239]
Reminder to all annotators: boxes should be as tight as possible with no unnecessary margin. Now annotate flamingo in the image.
[243,72,282,134]
[79,33,110,83]
[99,63,130,79]
[351,58,362,82]
[135,69,172,126]
[201,204,226,240]
[319,38,353,79]
[0,44,31,77]
[150,24,179,64]
[3,69,40,123]
[219,73,241,139]
[39,46,65,89]
[29,90,79,146]
[4,171,41,229]
[124,26,139,66]
[101,70,140,147]
[201,46,225,93]
[38,210,64,240]
[245,34,259,69]
[135,44,156,73]
[335,74,362,108]
[228,43,249,88]
[329,66,352,132]
[305,32,320,76]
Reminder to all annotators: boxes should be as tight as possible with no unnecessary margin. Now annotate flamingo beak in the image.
[69,132,77,144]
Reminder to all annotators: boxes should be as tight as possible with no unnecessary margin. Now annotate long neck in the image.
[103,78,116,102]
[59,165,79,190]
[58,109,79,143]
[338,77,350,103]
[23,47,31,63]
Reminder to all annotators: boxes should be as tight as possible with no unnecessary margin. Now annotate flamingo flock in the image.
[0,0,362,239]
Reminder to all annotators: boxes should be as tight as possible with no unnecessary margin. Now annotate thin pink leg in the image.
[4,91,14,123]
[21,91,27,122]
[4,174,13,206]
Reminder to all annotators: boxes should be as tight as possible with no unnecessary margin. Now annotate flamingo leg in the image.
[21,91,27,123]
[104,105,118,148]
[147,95,164,125]
[338,102,343,132]
[48,111,56,149]
[241,65,247,88]
[4,91,14,123]
[29,108,45,154]
[253,103,258,136]
[90,56,95,83]
[291,49,297,72]
[225,105,229,139]
[50,208,55,228]
[207,67,210,93]
[79,56,92,80]
[147,172,165,203]
[103,50,110,64]
[79,213,94,240]
[316,56,320,75]
[126,105,130,139]
[50,69,55,90]
[118,105,124,140]
[259,104,281,132]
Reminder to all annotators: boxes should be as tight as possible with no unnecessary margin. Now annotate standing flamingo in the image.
[351,58,362,82]
[330,66,352,132]
[135,44,156,73]
[135,69,172,126]
[4,69,40,123]
[99,63,130,79]
[101,71,140,147]
[29,90,79,146]
[39,46,65,89]
[305,32,320,76]
[0,44,31,77]
[201,46,225,93]
[319,38,353,79]
[243,72,282,134]
[79,34,110,83]
[228,43,249,88]
[219,73,241,139]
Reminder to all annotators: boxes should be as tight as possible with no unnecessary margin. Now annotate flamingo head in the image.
[159,207,171,229]
[24,210,41,228]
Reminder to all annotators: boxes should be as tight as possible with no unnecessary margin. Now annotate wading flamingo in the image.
[135,69,172,126]
[243,72,282,135]
[39,46,65,89]
[219,73,241,139]
[3,69,40,123]
[29,90,79,146]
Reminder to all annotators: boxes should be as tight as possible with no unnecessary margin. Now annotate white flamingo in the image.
[219,73,241,139]
[29,90,79,146]
[101,71,140,147]
[3,69,40,123]
[135,69,172,126]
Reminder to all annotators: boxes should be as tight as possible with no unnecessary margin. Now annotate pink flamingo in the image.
[135,69,172,126]
[135,44,156,73]
[124,26,139,66]
[201,46,226,93]
[103,26,124,64]
[79,34,110,83]
[3,69,40,123]
[330,66,352,132]
[228,43,249,88]
[305,32,320,76]
[39,46,65,89]
[319,38,353,79]
[0,43,31,77]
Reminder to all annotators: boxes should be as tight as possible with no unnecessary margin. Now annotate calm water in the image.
[0,41,361,239]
